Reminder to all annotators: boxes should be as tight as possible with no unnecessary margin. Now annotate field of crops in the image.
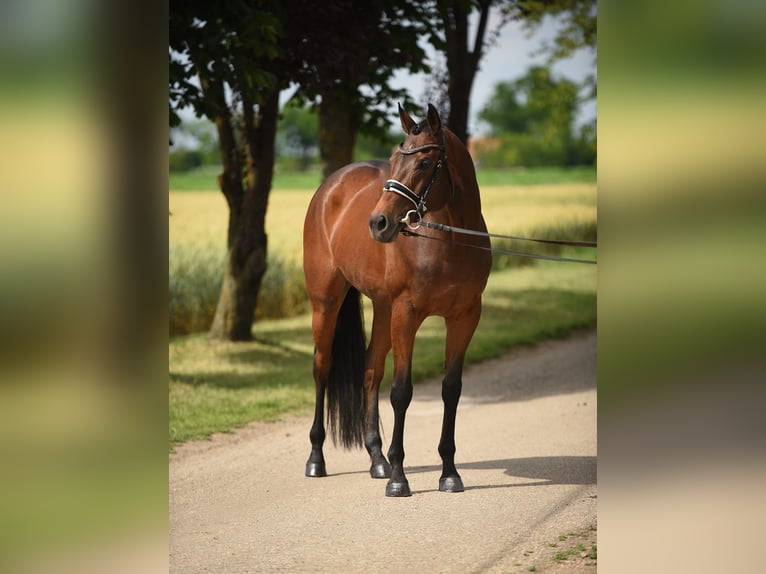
[170,183,596,259]
[169,180,597,336]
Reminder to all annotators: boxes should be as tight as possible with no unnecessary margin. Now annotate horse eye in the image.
[418,158,431,169]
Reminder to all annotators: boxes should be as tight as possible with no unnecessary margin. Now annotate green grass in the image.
[553,543,597,562]
[169,263,596,446]
[169,165,324,191]
[476,166,596,187]
[551,527,597,564]
[169,165,596,191]
[554,545,584,561]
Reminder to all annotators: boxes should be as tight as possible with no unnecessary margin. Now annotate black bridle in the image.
[383,130,597,265]
[383,132,453,227]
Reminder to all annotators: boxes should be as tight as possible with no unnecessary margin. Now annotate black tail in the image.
[327,287,367,449]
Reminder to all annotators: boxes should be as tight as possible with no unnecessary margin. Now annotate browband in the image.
[397,142,444,155]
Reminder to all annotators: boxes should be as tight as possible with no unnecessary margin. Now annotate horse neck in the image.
[443,130,483,225]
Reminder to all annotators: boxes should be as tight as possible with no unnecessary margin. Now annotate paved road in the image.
[170,331,597,573]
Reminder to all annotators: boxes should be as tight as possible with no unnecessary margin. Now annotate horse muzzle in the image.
[368,212,404,243]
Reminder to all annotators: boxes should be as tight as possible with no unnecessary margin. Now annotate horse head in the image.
[369,104,453,243]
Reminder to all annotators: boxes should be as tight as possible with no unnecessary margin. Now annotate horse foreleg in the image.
[364,300,392,479]
[438,304,482,492]
[385,304,420,497]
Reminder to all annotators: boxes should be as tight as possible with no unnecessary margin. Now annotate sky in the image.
[390,11,596,136]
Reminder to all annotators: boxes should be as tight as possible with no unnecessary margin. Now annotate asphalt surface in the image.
[170,330,597,573]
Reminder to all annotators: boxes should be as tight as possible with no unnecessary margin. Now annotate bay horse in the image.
[302,104,491,497]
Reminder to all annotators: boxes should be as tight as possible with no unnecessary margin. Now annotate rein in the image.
[402,227,598,264]
[414,220,597,248]
[401,220,597,265]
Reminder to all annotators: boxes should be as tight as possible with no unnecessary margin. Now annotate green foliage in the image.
[169,244,224,336]
[256,256,309,320]
[477,65,593,167]
[169,118,220,172]
[490,220,597,271]
[276,102,319,171]
[283,0,430,137]
[170,105,400,174]
[353,130,399,161]
[519,0,597,100]
[169,244,309,337]
[169,1,283,126]
[168,148,204,172]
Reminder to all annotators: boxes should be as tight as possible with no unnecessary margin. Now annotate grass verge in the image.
[169,165,595,191]
[169,263,595,447]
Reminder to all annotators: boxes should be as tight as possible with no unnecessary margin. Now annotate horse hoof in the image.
[439,476,464,492]
[385,480,412,497]
[305,461,327,477]
[370,461,392,479]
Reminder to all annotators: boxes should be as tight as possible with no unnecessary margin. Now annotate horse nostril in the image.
[369,212,394,242]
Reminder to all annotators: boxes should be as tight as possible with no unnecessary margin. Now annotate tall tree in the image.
[520,0,597,99]
[425,0,596,146]
[478,65,583,165]
[432,0,495,145]
[283,0,429,179]
[170,0,283,341]
[276,103,319,172]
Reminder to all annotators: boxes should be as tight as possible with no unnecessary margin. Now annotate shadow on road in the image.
[408,455,595,486]
[411,329,596,405]
[326,455,595,494]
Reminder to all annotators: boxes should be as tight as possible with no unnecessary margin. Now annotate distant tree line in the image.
[171,62,596,173]
[474,66,596,168]
[169,107,401,173]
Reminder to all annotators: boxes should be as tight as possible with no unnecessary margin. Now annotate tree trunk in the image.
[209,87,280,341]
[438,0,491,146]
[318,88,360,180]
[208,207,268,341]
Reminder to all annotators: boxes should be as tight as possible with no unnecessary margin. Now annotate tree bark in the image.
[318,88,360,180]
[209,87,280,341]
[438,0,491,145]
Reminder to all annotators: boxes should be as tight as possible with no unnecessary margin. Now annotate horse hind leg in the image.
[305,277,349,478]
[306,306,335,477]
[307,283,368,477]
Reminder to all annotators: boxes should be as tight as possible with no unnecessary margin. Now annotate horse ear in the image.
[398,103,416,134]
[426,103,442,135]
